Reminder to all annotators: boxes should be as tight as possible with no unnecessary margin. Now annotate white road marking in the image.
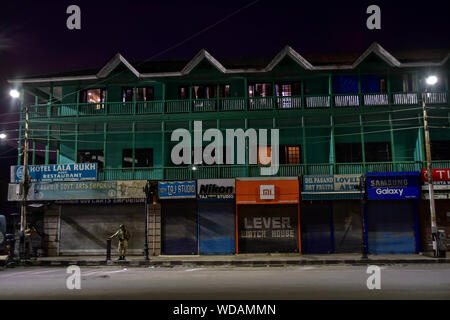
[185,268,205,272]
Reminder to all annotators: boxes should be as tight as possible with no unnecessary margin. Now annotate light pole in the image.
[10,88,30,259]
[422,75,438,257]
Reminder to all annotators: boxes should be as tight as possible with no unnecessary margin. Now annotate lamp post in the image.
[422,75,438,257]
[10,89,30,259]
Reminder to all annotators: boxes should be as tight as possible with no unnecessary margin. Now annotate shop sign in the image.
[8,180,146,201]
[11,163,97,183]
[260,185,275,200]
[303,174,361,192]
[158,181,196,199]
[236,178,299,205]
[421,169,450,190]
[366,172,420,200]
[197,179,235,200]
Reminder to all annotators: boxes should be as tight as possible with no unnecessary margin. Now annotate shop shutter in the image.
[367,200,417,254]
[59,204,145,255]
[161,199,197,255]
[238,204,299,253]
[199,200,235,255]
[301,201,334,254]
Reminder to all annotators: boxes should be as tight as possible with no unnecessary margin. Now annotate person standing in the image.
[109,224,131,260]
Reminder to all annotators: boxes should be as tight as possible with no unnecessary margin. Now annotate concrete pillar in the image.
[148,203,161,256]
[43,205,61,256]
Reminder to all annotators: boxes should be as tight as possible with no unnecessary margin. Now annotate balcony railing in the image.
[95,161,429,181]
[27,91,449,119]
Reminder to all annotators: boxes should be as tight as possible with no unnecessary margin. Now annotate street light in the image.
[9,89,20,99]
[422,75,438,257]
[0,133,7,139]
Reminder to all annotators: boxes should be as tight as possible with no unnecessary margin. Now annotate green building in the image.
[8,42,450,257]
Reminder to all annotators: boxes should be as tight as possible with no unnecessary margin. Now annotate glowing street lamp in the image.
[9,89,20,99]
[0,133,7,139]
[425,75,438,86]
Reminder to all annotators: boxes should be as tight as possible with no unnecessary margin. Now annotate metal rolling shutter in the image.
[300,201,334,254]
[161,200,198,255]
[199,200,235,255]
[59,204,145,255]
[367,200,417,254]
[238,204,299,253]
[332,200,363,253]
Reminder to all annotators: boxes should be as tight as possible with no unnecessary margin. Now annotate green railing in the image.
[97,161,428,181]
[27,91,449,119]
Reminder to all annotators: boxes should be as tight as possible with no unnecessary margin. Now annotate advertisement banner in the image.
[197,179,235,200]
[11,163,97,183]
[236,178,299,205]
[158,181,196,199]
[421,168,450,190]
[302,174,361,200]
[8,180,146,201]
[366,172,420,200]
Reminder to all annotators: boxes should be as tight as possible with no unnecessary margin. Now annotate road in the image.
[0,264,449,299]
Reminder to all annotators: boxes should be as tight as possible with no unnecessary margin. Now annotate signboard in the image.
[366,172,420,200]
[421,168,450,190]
[197,179,235,200]
[302,174,361,200]
[236,178,299,205]
[8,180,146,201]
[158,181,196,199]
[11,163,97,183]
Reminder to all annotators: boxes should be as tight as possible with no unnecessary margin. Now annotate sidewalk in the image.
[27,253,450,267]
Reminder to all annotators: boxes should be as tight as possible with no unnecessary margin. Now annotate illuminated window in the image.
[122,87,154,102]
[248,83,273,97]
[80,89,106,104]
[279,145,301,164]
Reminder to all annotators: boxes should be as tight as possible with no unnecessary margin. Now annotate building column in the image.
[148,203,161,256]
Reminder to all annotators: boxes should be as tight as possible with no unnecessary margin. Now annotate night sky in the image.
[0,0,449,137]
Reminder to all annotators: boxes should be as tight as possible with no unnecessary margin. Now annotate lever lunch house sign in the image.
[11,163,97,183]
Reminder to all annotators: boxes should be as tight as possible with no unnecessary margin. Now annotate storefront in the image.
[301,174,363,254]
[197,179,235,255]
[8,176,148,256]
[365,172,420,254]
[159,181,197,255]
[419,168,450,252]
[235,178,300,254]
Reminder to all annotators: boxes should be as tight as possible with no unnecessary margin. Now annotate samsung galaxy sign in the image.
[366,172,420,200]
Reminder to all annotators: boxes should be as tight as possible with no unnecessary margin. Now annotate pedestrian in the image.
[109,224,131,260]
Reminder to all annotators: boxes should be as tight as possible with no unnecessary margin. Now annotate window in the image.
[77,150,104,170]
[332,76,358,94]
[179,86,189,99]
[122,87,154,102]
[219,84,231,98]
[361,75,386,93]
[80,89,106,103]
[278,145,301,164]
[402,73,417,92]
[276,83,301,97]
[431,141,450,160]
[335,143,363,163]
[122,88,133,102]
[365,142,392,162]
[122,148,153,168]
[248,83,273,97]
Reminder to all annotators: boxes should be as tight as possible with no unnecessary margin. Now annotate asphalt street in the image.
[0,264,449,299]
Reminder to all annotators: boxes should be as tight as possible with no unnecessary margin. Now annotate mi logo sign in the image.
[260,185,275,200]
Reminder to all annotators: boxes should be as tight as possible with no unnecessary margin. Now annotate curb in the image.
[27,258,450,267]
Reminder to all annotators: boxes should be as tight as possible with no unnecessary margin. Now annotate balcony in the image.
[27,91,449,119]
[93,161,439,181]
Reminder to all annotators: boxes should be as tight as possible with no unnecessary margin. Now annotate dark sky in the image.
[0,0,449,128]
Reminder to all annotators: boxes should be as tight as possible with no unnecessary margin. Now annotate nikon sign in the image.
[197,179,235,200]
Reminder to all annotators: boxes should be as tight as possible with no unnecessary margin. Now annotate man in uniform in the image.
[109,224,131,260]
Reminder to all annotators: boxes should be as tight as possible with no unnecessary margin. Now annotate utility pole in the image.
[20,103,30,258]
[359,175,368,259]
[422,99,438,257]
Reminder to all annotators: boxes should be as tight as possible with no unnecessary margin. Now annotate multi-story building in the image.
[7,43,450,257]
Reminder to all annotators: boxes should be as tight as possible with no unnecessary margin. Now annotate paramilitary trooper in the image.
[110,224,131,260]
